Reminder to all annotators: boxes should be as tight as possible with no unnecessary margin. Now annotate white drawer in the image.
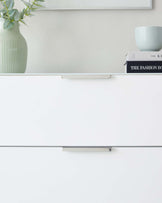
[0,147,162,203]
[0,75,162,146]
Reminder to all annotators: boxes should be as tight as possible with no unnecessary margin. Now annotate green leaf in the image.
[0,9,6,16]
[20,19,26,25]
[21,0,31,7]
[33,2,43,7]
[3,19,14,30]
[6,0,14,10]
[20,8,25,19]
[24,9,31,16]
[8,9,20,21]
[30,7,38,11]
[8,0,14,9]
[0,9,6,13]
[8,9,16,17]
[13,9,20,21]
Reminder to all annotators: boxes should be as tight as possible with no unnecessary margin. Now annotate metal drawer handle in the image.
[62,146,112,152]
[61,75,112,79]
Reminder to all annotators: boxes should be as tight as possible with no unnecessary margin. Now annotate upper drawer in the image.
[0,75,162,146]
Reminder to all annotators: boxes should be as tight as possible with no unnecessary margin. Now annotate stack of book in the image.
[126,51,162,73]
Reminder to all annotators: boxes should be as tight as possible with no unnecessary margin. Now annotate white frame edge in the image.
[37,0,152,10]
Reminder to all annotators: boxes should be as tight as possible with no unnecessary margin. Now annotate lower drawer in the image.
[0,147,162,203]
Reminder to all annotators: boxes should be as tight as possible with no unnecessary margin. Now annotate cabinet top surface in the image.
[0,73,162,76]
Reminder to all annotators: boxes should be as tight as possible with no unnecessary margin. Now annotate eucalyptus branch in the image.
[0,0,44,29]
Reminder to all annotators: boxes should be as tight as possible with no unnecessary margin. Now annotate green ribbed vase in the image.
[0,19,27,73]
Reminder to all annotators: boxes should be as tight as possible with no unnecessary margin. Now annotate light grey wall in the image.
[19,0,162,73]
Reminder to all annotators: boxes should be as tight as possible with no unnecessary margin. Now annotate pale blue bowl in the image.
[135,26,162,51]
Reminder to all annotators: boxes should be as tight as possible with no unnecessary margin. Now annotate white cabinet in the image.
[0,75,162,146]
[0,147,162,203]
[0,75,162,203]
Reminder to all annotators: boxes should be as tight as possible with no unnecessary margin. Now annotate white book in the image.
[127,51,162,61]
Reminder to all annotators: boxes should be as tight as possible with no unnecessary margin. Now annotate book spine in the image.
[126,61,162,73]
[127,52,162,61]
